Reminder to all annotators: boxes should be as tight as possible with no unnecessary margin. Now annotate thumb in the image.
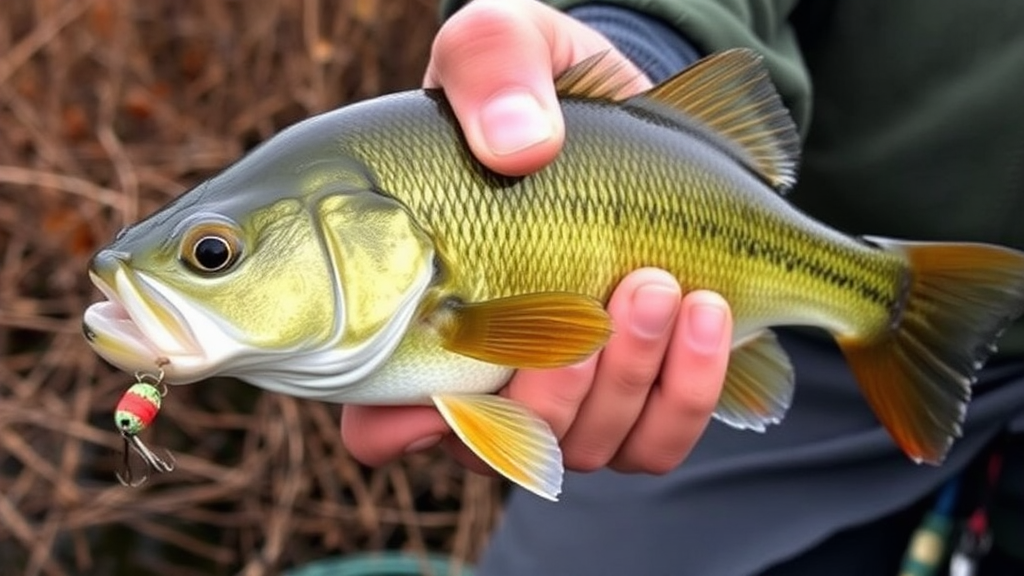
[425,0,650,176]
[425,1,563,176]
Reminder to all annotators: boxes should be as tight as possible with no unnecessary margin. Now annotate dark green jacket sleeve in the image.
[441,0,812,129]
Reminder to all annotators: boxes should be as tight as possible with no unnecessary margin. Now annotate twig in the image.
[0,0,95,85]
[0,165,123,207]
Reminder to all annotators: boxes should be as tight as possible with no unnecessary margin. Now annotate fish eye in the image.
[180,223,242,274]
[193,236,232,270]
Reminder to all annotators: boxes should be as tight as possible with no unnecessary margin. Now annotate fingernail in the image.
[631,284,681,338]
[404,434,443,454]
[478,89,554,156]
[685,303,727,355]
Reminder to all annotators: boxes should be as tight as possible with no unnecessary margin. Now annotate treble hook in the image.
[116,434,176,487]
[114,368,176,486]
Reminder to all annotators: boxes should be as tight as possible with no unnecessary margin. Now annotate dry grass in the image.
[0,1,505,574]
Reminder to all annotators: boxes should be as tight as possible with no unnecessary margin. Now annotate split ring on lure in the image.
[114,370,175,486]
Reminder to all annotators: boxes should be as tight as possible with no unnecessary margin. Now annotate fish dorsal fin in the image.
[634,49,801,191]
[554,49,800,189]
[554,51,640,102]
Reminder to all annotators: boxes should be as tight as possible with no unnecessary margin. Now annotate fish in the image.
[82,49,1024,500]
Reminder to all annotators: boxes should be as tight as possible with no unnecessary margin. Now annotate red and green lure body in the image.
[115,372,175,486]
[115,381,163,435]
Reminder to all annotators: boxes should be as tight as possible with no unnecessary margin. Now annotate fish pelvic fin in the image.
[714,330,795,431]
[433,394,563,501]
[434,292,612,369]
[630,49,801,191]
[839,237,1024,465]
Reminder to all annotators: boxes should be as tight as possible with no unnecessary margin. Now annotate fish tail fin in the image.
[838,237,1024,464]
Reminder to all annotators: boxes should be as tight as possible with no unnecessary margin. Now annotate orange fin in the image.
[435,293,612,369]
[433,394,563,501]
[714,330,794,431]
[841,237,1024,464]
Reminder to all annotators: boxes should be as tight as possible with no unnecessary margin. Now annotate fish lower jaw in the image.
[86,341,215,385]
[83,301,214,382]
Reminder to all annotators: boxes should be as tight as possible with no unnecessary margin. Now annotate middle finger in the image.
[559,269,682,470]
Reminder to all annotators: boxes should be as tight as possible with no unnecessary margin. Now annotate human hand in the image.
[343,271,733,475]
[340,0,734,477]
[423,0,651,176]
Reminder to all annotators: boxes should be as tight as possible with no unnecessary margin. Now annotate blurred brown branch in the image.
[0,1,504,574]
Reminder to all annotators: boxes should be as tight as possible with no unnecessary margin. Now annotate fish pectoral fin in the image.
[632,49,801,192]
[436,292,612,369]
[714,329,794,431]
[433,394,563,501]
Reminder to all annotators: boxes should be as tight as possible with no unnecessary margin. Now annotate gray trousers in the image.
[477,331,1024,576]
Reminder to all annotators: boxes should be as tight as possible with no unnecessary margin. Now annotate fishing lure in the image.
[114,370,175,486]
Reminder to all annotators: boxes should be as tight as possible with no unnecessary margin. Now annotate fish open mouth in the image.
[84,280,156,353]
[84,267,202,373]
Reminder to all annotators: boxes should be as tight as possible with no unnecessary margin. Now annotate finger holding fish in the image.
[610,290,733,474]
[340,270,725,480]
[424,0,650,176]
[341,404,448,467]
[340,402,526,478]
[556,269,682,471]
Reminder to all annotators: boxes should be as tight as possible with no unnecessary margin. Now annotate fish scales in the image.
[341,91,906,340]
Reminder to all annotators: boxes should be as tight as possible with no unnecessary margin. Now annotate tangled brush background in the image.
[0,1,504,574]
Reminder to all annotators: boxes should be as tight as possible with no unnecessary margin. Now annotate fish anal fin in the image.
[841,237,1024,464]
[633,49,800,191]
[434,292,612,369]
[433,394,563,501]
[714,329,794,431]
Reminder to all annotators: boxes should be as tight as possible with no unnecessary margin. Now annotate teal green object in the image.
[898,512,954,576]
[284,553,475,576]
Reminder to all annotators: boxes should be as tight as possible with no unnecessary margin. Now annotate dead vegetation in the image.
[0,1,504,574]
